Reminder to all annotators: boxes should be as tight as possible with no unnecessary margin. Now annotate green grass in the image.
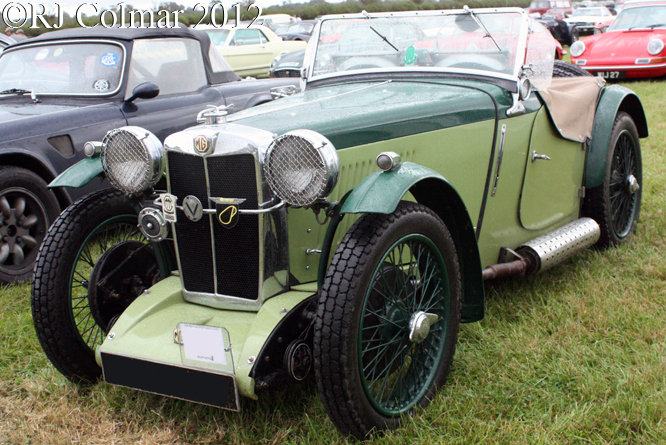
[2,79,666,444]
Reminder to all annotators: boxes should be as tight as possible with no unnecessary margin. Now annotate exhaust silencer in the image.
[516,217,600,275]
[482,218,600,280]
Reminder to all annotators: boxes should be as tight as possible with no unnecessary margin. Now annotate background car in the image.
[570,0,666,78]
[269,49,304,78]
[565,6,615,35]
[0,34,15,50]
[202,25,307,77]
[0,26,299,283]
[539,9,578,44]
[31,8,646,442]
[277,20,318,41]
[529,0,574,16]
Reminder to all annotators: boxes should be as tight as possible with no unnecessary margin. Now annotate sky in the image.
[0,0,302,25]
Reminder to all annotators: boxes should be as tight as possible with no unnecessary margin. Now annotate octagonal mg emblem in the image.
[194,135,210,155]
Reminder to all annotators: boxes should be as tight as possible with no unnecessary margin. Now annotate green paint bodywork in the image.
[81,75,641,405]
[231,79,509,150]
[340,162,445,214]
[97,275,315,400]
[48,156,103,189]
[519,108,586,230]
[587,85,648,189]
[338,162,485,322]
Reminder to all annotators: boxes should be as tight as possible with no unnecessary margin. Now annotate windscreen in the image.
[313,12,524,78]
[608,5,666,30]
[0,42,124,95]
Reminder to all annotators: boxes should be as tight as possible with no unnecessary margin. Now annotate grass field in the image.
[1,77,665,444]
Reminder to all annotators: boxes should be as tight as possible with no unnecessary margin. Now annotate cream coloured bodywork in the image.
[204,25,306,78]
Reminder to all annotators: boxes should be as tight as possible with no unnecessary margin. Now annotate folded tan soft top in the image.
[537,76,606,143]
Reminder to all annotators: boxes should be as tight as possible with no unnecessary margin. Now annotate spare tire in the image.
[553,60,592,77]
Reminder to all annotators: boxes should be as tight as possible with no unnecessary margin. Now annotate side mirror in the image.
[126,82,159,103]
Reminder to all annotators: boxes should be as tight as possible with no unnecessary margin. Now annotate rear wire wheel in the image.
[32,189,171,383]
[584,112,642,246]
[314,202,461,439]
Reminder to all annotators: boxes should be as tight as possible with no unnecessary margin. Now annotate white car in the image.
[565,6,615,34]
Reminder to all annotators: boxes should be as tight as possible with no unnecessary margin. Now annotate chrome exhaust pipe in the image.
[483,218,600,280]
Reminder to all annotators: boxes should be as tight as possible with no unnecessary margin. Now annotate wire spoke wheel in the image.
[69,216,147,354]
[608,131,639,239]
[584,112,642,247]
[314,202,461,439]
[359,234,450,415]
[32,189,171,383]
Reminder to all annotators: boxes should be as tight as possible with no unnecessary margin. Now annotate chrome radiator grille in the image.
[167,151,260,299]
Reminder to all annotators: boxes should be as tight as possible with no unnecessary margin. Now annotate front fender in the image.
[587,85,647,189]
[48,157,103,189]
[340,162,485,323]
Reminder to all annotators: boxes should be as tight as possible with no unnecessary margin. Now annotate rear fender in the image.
[587,85,647,189]
[340,162,485,323]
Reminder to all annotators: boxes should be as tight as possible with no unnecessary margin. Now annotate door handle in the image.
[532,151,552,162]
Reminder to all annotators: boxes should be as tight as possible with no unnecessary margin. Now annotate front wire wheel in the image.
[584,112,642,246]
[314,202,461,439]
[32,189,169,383]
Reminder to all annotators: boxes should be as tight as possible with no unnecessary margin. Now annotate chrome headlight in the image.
[264,130,339,207]
[101,126,164,194]
[648,39,664,56]
[570,41,586,58]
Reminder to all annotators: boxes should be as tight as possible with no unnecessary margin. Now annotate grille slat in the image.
[167,151,260,300]
[207,155,260,300]
[168,151,214,294]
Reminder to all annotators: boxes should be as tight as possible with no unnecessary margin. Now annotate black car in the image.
[538,13,577,45]
[269,49,305,78]
[277,20,318,42]
[0,26,299,283]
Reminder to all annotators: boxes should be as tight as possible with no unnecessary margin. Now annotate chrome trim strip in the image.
[1,39,127,97]
[581,62,666,70]
[492,124,507,197]
[155,198,285,214]
[203,154,219,296]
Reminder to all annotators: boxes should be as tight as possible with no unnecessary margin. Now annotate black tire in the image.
[0,167,60,283]
[584,112,642,247]
[32,189,171,383]
[314,202,462,439]
[571,26,580,44]
[553,60,592,77]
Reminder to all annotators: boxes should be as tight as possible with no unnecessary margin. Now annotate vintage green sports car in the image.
[32,7,646,439]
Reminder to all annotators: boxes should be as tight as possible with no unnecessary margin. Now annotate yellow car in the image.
[201,25,307,78]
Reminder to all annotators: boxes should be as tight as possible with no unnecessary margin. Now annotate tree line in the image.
[8,0,531,37]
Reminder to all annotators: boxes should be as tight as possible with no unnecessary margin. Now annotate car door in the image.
[122,37,224,141]
[518,107,586,230]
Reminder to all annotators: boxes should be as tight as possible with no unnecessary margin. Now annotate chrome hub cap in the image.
[627,174,640,194]
[408,311,439,344]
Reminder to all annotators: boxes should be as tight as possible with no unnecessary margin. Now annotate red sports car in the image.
[570,1,666,79]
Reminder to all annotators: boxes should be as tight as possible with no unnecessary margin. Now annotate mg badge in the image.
[210,197,246,229]
[194,135,209,155]
[160,193,177,223]
[183,195,203,222]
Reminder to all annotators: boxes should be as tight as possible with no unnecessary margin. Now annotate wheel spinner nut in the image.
[408,311,439,343]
